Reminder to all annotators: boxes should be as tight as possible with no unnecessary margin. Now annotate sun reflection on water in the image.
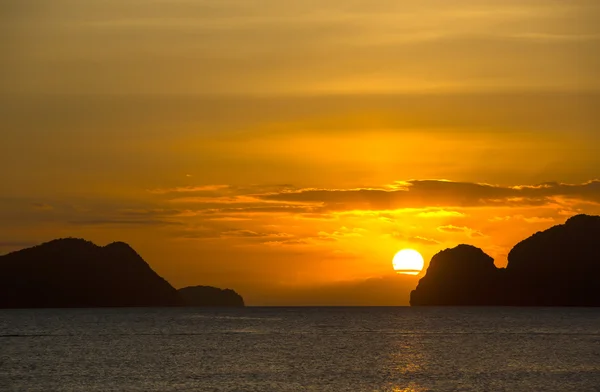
[381,332,430,392]
[390,385,428,392]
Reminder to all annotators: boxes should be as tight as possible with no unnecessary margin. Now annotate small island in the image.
[179,286,245,307]
[0,238,245,308]
[411,214,600,306]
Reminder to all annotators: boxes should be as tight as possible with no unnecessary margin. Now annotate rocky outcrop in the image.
[506,214,600,306]
[0,238,182,308]
[410,245,505,306]
[179,286,245,307]
[410,215,600,306]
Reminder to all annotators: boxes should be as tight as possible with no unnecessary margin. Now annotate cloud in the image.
[437,225,485,238]
[206,217,252,222]
[221,230,293,239]
[489,215,555,224]
[67,219,183,227]
[263,239,309,247]
[389,231,441,246]
[152,184,298,196]
[314,234,338,242]
[489,216,512,222]
[221,229,263,238]
[410,236,442,245]
[61,207,188,227]
[6,180,597,244]
[194,205,318,215]
[175,228,297,242]
[416,209,465,218]
[317,227,366,241]
[148,185,233,194]
[258,180,600,211]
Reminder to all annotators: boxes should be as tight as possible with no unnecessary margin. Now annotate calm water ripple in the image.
[1,307,599,391]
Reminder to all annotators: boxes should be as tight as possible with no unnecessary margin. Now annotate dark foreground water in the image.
[1,307,599,391]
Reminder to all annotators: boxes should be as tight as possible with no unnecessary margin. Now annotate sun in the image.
[392,249,425,275]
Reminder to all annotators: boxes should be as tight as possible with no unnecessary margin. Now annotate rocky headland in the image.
[411,214,600,306]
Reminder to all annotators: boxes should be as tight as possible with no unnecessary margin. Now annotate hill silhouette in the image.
[0,239,246,308]
[179,286,245,307]
[0,238,181,308]
[506,214,600,306]
[410,245,505,306]
[411,214,600,306]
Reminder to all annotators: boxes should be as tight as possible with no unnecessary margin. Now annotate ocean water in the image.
[1,307,599,391]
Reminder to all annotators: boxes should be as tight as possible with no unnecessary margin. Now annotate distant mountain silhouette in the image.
[0,238,182,308]
[179,286,245,307]
[0,239,246,309]
[411,214,600,306]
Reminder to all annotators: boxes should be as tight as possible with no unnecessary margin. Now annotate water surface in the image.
[1,307,599,391]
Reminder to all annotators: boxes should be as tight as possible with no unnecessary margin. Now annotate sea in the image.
[1,307,599,391]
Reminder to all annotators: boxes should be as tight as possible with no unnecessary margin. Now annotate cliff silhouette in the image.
[409,245,505,306]
[411,214,600,306]
[0,239,245,308]
[179,286,245,307]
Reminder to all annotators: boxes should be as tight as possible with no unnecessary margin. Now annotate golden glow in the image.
[1,0,598,306]
[393,249,425,275]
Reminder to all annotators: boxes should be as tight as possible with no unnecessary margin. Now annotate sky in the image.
[1,0,599,305]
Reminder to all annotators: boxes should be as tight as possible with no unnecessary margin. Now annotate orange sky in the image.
[1,0,599,305]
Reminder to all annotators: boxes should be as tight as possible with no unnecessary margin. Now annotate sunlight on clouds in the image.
[1,0,599,305]
[437,225,485,238]
[416,210,465,218]
[3,178,600,303]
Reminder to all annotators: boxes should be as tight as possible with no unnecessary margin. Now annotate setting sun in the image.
[393,249,425,275]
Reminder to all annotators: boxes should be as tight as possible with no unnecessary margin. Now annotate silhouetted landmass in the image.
[411,215,600,306]
[410,245,506,306]
[0,238,182,308]
[179,286,245,307]
[506,214,600,306]
[0,238,247,308]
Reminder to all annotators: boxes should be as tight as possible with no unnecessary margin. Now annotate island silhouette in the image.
[411,214,600,306]
[179,286,245,307]
[1,214,599,308]
[0,238,244,308]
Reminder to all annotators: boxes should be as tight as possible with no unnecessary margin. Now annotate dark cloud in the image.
[67,219,183,227]
[175,228,296,242]
[222,229,263,238]
[258,180,600,211]
[151,184,298,197]
[198,205,319,215]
